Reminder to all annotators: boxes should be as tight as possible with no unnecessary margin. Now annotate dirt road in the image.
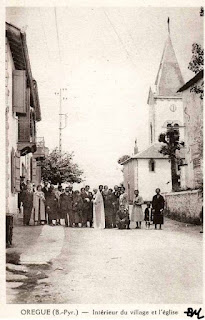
[6,218,203,304]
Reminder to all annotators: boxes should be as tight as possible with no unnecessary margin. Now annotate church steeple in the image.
[154,20,184,96]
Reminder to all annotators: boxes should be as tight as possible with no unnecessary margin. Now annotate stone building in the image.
[178,70,203,189]
[5,22,45,244]
[121,32,186,202]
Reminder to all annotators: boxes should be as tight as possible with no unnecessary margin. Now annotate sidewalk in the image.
[6,223,43,264]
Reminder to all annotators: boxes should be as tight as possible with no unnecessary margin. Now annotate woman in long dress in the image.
[104,189,114,228]
[152,188,165,230]
[131,189,144,229]
[93,188,105,229]
[33,185,46,225]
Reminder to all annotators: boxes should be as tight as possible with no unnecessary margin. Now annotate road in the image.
[6,218,203,304]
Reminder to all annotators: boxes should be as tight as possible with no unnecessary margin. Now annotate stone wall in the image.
[182,78,203,189]
[163,190,202,224]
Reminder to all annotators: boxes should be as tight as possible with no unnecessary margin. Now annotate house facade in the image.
[5,22,45,243]
[122,143,172,202]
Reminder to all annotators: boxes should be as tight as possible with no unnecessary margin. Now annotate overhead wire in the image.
[103,8,138,71]
[116,8,139,53]
[38,8,51,63]
[54,7,62,65]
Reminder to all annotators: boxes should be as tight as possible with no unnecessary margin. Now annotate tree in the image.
[188,7,204,99]
[188,43,204,75]
[158,125,184,192]
[41,148,83,185]
[118,155,130,164]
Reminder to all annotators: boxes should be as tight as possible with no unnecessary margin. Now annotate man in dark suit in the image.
[112,185,120,228]
[81,185,93,227]
[60,185,74,227]
[18,176,27,214]
[21,183,33,226]
[42,181,51,224]
[42,181,50,198]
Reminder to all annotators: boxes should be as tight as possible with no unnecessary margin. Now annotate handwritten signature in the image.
[184,308,204,319]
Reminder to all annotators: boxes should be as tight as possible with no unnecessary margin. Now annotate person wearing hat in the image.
[60,185,74,227]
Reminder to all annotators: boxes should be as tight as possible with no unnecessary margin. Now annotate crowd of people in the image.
[19,177,165,230]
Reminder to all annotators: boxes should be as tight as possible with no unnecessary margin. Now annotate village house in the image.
[178,70,203,189]
[5,22,46,244]
[121,32,186,202]
[162,70,203,223]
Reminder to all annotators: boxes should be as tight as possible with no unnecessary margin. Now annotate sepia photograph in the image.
[3,2,204,318]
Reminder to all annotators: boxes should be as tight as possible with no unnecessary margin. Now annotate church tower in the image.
[148,21,185,145]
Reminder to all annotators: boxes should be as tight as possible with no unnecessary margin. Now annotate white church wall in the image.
[153,97,184,143]
[137,158,172,201]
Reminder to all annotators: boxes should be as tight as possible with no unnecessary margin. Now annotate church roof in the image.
[121,143,185,165]
[133,143,169,159]
[155,35,184,97]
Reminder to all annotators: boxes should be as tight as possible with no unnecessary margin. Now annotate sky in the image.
[6,6,203,188]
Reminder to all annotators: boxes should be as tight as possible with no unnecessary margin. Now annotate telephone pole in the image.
[54,88,68,154]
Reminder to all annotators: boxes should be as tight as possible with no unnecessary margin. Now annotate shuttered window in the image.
[10,149,21,193]
[15,151,21,192]
[18,115,30,142]
[18,86,31,142]
[32,158,37,184]
[11,148,15,193]
[12,70,26,114]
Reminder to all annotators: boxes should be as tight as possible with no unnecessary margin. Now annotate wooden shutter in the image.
[18,115,30,142]
[32,158,37,184]
[12,70,26,114]
[15,151,21,192]
[11,148,15,193]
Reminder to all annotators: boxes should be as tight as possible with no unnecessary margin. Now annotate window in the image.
[11,149,20,193]
[12,70,26,114]
[149,159,155,172]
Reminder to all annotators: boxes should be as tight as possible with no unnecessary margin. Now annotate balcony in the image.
[33,137,46,160]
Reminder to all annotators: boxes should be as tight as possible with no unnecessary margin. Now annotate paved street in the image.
[7,218,203,304]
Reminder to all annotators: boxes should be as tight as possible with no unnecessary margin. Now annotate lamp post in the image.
[54,88,68,154]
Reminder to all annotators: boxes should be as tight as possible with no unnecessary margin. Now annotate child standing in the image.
[144,202,152,229]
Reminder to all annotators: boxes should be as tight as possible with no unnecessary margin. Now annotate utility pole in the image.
[54,88,68,154]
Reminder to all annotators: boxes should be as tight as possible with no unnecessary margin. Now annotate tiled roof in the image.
[155,35,184,97]
[121,143,185,164]
[133,143,169,159]
[6,22,41,121]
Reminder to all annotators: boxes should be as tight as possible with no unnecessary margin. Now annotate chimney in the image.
[134,138,138,154]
